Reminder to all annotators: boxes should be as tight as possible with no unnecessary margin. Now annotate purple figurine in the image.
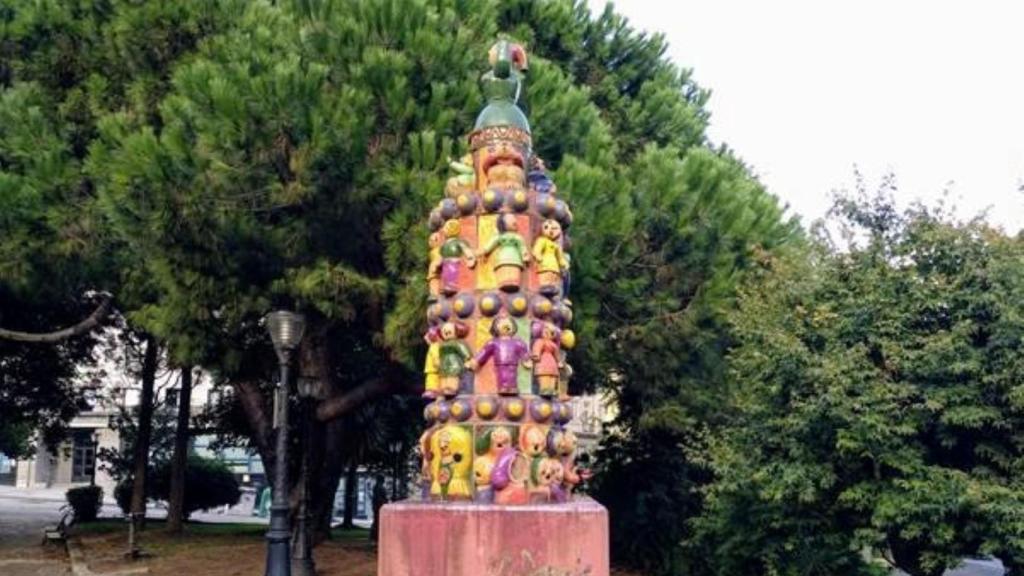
[467,316,532,395]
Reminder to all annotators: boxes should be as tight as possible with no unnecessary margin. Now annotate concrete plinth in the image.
[378,498,609,576]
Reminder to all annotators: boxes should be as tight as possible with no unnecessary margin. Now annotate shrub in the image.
[115,456,241,519]
[150,455,241,518]
[114,480,134,515]
[65,485,103,522]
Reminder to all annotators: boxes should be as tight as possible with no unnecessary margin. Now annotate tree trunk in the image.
[167,366,192,533]
[130,335,158,530]
[341,461,358,529]
[311,419,345,544]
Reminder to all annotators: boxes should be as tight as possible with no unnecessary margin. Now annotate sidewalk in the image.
[0,485,267,525]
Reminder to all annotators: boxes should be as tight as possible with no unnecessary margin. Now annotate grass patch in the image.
[72,517,266,538]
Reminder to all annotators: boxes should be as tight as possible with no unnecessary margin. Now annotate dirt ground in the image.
[72,522,376,576]
[64,520,641,576]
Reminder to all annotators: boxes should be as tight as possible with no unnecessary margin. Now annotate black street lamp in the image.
[292,377,318,576]
[265,310,306,576]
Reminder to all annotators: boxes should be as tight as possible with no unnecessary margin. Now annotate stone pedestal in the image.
[378,498,609,576]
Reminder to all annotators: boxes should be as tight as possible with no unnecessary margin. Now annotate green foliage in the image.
[702,189,1024,576]
[150,456,241,518]
[66,485,104,522]
[3,0,797,568]
[116,455,240,517]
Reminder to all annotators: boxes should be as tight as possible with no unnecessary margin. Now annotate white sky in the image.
[594,1,1024,233]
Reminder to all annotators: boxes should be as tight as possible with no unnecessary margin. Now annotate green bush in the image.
[65,485,103,522]
[114,480,133,515]
[115,455,241,519]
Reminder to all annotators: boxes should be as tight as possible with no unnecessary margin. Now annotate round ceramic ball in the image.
[508,293,529,316]
[431,300,452,321]
[510,189,529,212]
[476,397,498,420]
[554,402,573,424]
[453,294,475,318]
[439,198,459,220]
[560,329,576,350]
[554,302,573,325]
[479,292,502,317]
[532,295,553,317]
[450,399,472,422]
[503,398,526,420]
[552,199,569,223]
[537,194,557,217]
[530,399,553,422]
[456,193,477,215]
[482,188,504,212]
[428,209,444,231]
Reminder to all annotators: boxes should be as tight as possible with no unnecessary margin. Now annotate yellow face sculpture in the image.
[520,424,547,457]
[442,219,461,239]
[541,219,562,241]
[430,425,472,499]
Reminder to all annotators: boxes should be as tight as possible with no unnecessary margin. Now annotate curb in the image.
[66,537,149,576]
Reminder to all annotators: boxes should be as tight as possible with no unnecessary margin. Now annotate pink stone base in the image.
[378,497,609,576]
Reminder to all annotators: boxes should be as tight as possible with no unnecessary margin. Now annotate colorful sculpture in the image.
[437,321,471,397]
[430,425,472,500]
[531,322,562,397]
[418,40,585,505]
[532,219,569,296]
[426,231,443,300]
[480,213,529,292]
[446,154,475,197]
[440,219,475,296]
[422,325,441,399]
[468,316,531,395]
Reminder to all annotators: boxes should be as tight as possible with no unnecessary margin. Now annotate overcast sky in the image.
[593,1,1024,233]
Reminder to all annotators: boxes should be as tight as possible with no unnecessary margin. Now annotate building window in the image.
[71,431,96,483]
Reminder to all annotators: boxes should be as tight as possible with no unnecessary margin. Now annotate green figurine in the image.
[480,213,529,292]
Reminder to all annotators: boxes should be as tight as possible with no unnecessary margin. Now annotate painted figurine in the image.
[438,321,471,397]
[491,447,529,505]
[440,219,476,296]
[527,156,557,195]
[480,213,529,292]
[422,326,441,398]
[426,231,443,300]
[532,219,569,296]
[430,425,472,500]
[473,426,513,503]
[467,316,531,395]
[418,428,434,499]
[445,154,475,197]
[554,428,590,491]
[531,322,563,397]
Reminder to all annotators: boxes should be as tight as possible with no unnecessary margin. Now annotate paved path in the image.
[0,493,69,575]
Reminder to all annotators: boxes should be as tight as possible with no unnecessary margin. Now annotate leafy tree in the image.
[702,189,1024,576]
[4,0,797,567]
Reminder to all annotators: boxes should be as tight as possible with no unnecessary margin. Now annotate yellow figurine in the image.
[431,425,472,500]
[426,231,443,300]
[422,326,441,399]
[445,154,475,197]
[531,219,569,296]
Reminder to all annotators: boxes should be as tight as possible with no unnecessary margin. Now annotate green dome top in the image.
[474,101,531,133]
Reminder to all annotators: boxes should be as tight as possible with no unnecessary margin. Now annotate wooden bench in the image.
[42,505,75,545]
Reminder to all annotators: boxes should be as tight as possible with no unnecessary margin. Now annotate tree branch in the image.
[0,294,113,343]
[316,377,395,422]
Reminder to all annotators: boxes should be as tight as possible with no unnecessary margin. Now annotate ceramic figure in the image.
[479,213,528,292]
[467,316,531,395]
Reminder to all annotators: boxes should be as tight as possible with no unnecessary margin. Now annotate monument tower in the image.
[378,39,609,576]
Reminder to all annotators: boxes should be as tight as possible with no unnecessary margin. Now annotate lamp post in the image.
[292,377,318,576]
[265,310,306,576]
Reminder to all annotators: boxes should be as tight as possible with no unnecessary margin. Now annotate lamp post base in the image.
[378,497,608,576]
